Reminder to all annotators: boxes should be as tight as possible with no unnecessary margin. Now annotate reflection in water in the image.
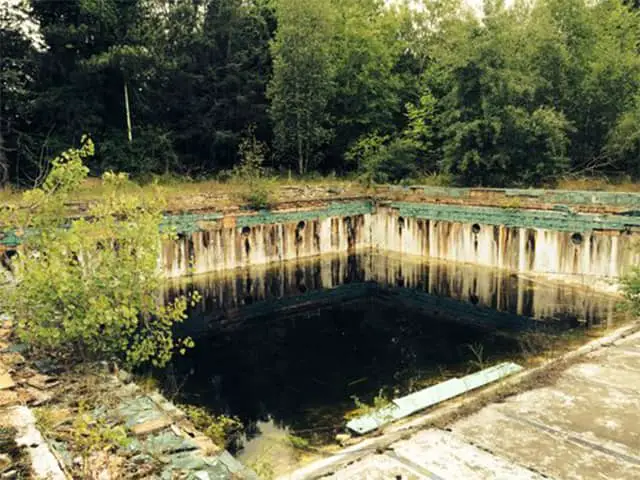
[158,253,622,473]
[165,252,617,336]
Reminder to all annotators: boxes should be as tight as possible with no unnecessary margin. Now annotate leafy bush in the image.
[181,405,243,448]
[98,126,179,179]
[244,187,271,210]
[351,136,421,185]
[230,127,273,209]
[0,136,193,367]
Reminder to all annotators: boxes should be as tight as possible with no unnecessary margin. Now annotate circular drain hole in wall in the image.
[571,232,583,246]
[472,223,481,234]
[241,226,251,236]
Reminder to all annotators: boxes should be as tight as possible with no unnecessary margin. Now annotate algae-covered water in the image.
[157,252,624,475]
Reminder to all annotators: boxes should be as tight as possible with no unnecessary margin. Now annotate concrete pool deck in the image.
[284,325,640,479]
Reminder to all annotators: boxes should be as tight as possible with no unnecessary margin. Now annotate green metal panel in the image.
[161,212,224,235]
[0,230,21,248]
[405,186,640,207]
[346,362,523,435]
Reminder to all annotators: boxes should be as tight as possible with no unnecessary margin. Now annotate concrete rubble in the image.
[0,315,257,479]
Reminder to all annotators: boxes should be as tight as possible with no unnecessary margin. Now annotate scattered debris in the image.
[26,374,60,391]
[0,372,15,391]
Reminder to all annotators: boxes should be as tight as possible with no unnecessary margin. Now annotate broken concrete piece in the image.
[190,435,221,456]
[26,374,60,390]
[335,433,352,446]
[0,389,19,407]
[130,416,172,436]
[0,453,11,470]
[0,352,25,368]
[0,371,15,390]
[17,386,53,407]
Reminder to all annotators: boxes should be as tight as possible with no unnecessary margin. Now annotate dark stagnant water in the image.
[156,252,623,471]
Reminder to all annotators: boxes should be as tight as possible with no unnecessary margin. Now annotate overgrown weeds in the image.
[180,404,243,449]
[347,388,393,421]
[1,138,196,368]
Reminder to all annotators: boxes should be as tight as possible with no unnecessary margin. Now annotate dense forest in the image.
[2,0,640,187]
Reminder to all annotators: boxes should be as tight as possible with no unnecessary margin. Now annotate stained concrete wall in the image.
[162,214,372,278]
[162,201,640,291]
[373,205,640,290]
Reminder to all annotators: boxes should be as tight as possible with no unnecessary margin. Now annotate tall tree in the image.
[0,0,42,185]
[427,0,572,185]
[268,0,336,175]
[159,0,274,174]
[28,0,150,173]
[327,0,408,167]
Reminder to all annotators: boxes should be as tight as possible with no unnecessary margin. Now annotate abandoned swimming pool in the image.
[155,251,624,474]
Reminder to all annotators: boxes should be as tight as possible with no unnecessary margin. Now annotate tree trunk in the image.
[295,78,303,175]
[124,80,133,143]
[0,131,8,185]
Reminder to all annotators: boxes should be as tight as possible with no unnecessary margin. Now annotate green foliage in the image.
[4,0,640,186]
[244,188,272,210]
[247,452,275,480]
[0,138,193,367]
[349,388,392,418]
[181,405,243,448]
[286,434,311,450]
[98,126,179,177]
[70,401,131,478]
[230,127,273,209]
[358,137,422,185]
[268,0,336,175]
[621,261,640,315]
[348,88,441,184]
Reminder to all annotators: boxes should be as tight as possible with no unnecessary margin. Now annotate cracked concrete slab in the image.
[448,331,640,480]
[452,407,640,479]
[390,429,543,479]
[492,376,640,457]
[329,452,427,480]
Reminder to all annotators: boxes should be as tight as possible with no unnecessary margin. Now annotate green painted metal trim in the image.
[3,201,375,247]
[234,200,374,229]
[346,362,523,435]
[161,212,224,235]
[390,201,640,233]
[396,186,640,207]
[0,230,21,248]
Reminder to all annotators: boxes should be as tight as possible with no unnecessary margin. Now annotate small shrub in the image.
[244,184,271,210]
[0,137,194,368]
[71,402,130,478]
[247,451,275,480]
[181,405,243,448]
[348,388,392,418]
[466,343,487,371]
[227,127,273,210]
[286,434,311,450]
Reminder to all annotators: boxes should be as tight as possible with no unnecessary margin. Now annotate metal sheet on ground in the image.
[347,362,523,434]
